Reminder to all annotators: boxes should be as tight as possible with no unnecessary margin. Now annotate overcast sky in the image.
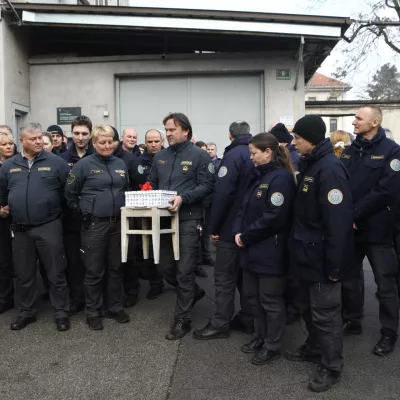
[130,0,396,98]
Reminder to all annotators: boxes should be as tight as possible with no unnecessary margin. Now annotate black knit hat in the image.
[110,126,120,142]
[292,115,326,145]
[270,123,293,143]
[47,125,64,138]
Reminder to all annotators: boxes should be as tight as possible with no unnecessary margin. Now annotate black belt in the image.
[12,218,59,232]
[92,216,120,223]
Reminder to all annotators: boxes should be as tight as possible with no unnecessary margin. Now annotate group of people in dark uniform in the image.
[0,104,399,393]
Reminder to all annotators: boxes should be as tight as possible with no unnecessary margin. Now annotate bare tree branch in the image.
[380,27,400,52]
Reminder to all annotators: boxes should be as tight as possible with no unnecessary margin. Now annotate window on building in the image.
[330,118,338,133]
[328,96,338,101]
[308,97,317,101]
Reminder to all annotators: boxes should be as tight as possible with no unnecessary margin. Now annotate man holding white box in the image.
[149,113,215,340]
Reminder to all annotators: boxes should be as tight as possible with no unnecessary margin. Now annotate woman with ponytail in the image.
[330,130,351,158]
[233,133,296,366]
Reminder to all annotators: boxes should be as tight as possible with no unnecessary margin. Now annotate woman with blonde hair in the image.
[330,130,351,158]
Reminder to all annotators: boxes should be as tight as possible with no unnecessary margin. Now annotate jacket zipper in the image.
[168,151,177,190]
[26,170,31,224]
[105,163,115,217]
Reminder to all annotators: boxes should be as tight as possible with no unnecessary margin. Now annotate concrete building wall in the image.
[0,18,30,137]
[29,52,305,135]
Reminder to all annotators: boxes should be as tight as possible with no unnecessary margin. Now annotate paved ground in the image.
[0,260,399,400]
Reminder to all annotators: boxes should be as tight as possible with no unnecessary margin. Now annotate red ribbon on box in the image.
[139,182,153,191]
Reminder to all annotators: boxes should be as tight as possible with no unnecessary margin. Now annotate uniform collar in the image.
[170,139,191,152]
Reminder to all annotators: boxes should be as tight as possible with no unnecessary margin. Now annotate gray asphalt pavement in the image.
[0,261,399,400]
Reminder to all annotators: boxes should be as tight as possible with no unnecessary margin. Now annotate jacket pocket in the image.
[292,231,325,275]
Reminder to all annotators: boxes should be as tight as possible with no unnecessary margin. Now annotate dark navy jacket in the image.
[60,142,94,168]
[208,135,255,242]
[291,139,354,283]
[341,128,400,244]
[130,149,154,191]
[65,153,129,218]
[287,144,300,171]
[60,142,94,231]
[149,140,214,221]
[0,151,70,225]
[114,143,139,190]
[233,163,296,275]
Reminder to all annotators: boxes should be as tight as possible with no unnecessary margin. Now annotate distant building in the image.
[305,72,351,134]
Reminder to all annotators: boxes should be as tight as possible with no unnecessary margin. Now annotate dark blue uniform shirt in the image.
[208,135,255,242]
[291,139,354,283]
[341,128,400,244]
[233,163,296,275]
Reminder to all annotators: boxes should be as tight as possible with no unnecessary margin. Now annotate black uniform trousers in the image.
[159,219,201,321]
[0,218,14,305]
[393,233,400,298]
[342,243,399,335]
[80,220,124,317]
[243,270,286,351]
[64,229,85,306]
[210,240,253,329]
[12,219,68,319]
[299,280,343,373]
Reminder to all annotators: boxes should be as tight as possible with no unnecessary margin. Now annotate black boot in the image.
[193,322,229,340]
[241,336,265,354]
[251,349,280,365]
[284,343,321,364]
[146,286,163,300]
[230,315,254,334]
[165,319,191,340]
[343,320,362,335]
[308,365,341,392]
[373,333,397,356]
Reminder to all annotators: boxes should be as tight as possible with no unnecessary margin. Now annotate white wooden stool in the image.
[121,207,179,264]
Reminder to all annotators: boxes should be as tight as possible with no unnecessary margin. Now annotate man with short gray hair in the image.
[0,122,71,331]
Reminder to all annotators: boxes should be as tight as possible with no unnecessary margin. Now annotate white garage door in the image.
[118,73,263,155]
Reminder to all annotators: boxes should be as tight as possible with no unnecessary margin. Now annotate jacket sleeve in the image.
[240,174,296,245]
[232,190,249,236]
[354,146,400,221]
[65,163,85,211]
[180,152,215,204]
[58,158,70,188]
[319,166,354,279]
[149,157,159,190]
[208,153,241,234]
[0,165,9,206]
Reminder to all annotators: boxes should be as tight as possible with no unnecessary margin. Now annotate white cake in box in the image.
[125,190,177,209]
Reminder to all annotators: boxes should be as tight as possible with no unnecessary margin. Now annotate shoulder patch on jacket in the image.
[208,163,215,174]
[67,173,75,185]
[390,159,400,172]
[218,166,228,178]
[327,189,343,205]
[271,192,284,206]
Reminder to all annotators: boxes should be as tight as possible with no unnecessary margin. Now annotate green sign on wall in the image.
[276,69,291,80]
